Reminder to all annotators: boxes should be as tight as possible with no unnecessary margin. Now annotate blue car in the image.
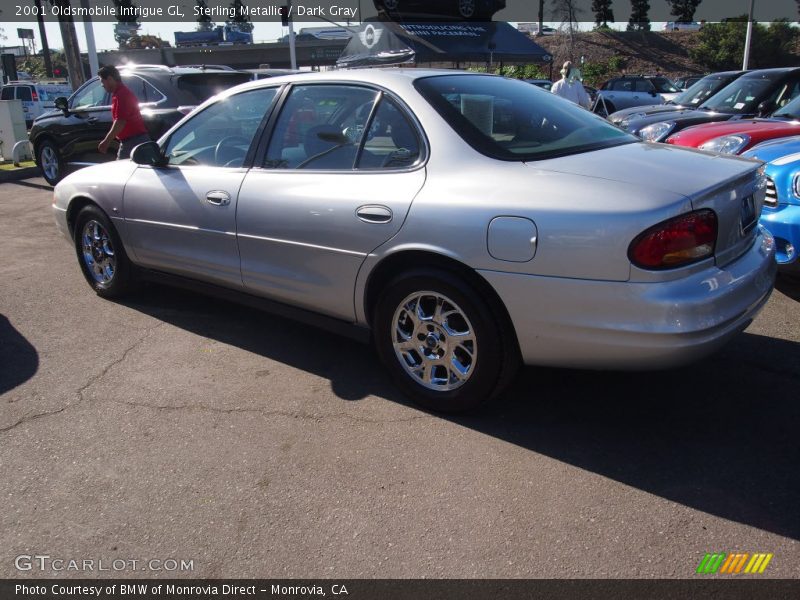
[743,136,800,269]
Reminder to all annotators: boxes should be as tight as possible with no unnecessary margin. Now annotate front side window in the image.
[611,79,634,92]
[264,84,379,170]
[70,78,110,109]
[415,74,636,161]
[674,75,734,106]
[163,87,278,168]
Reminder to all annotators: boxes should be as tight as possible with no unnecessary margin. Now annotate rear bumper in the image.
[760,204,799,265]
[480,226,776,370]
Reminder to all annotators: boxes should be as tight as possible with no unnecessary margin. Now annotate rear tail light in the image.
[31,90,39,101]
[628,210,717,269]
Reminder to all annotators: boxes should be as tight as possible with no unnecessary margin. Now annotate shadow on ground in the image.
[121,284,800,541]
[0,315,39,395]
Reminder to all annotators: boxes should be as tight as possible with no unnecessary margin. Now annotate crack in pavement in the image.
[0,322,168,435]
[107,398,433,425]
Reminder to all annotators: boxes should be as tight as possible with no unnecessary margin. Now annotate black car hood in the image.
[610,103,689,123]
[626,108,744,136]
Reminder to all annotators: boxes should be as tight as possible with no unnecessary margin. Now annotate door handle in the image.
[356,205,392,224]
[86,116,98,124]
[205,191,231,206]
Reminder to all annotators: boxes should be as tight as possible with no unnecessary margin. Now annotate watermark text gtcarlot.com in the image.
[15,555,194,573]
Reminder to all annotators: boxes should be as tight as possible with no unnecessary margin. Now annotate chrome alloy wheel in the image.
[40,145,59,182]
[391,291,478,391]
[81,220,116,284]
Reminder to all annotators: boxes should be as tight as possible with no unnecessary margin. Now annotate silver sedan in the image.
[53,69,776,412]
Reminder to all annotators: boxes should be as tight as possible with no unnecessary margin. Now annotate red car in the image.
[665,93,800,154]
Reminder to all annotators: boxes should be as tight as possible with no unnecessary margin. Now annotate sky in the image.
[3,20,689,53]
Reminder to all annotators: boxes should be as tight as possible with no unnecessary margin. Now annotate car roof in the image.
[225,68,486,91]
[740,67,800,78]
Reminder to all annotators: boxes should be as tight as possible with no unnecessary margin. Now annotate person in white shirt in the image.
[551,61,591,109]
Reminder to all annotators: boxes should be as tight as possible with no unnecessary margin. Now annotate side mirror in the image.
[757,101,775,117]
[131,141,166,167]
[54,97,69,113]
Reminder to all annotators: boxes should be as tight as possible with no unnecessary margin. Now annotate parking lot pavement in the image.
[1,178,799,579]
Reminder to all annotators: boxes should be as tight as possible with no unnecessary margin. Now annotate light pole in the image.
[742,0,755,70]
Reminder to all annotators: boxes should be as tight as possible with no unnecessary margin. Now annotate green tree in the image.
[195,0,216,32]
[592,0,614,28]
[666,0,702,23]
[690,18,798,70]
[112,0,141,49]
[627,0,650,31]
[18,50,68,80]
[226,0,254,33]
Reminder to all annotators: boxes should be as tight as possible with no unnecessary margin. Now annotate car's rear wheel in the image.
[373,269,518,412]
[38,140,63,186]
[74,205,133,298]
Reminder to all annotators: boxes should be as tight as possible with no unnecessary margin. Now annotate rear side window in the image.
[175,73,252,104]
[0,87,14,100]
[357,98,421,170]
[123,75,166,104]
[17,86,33,101]
[264,84,379,170]
[634,80,653,93]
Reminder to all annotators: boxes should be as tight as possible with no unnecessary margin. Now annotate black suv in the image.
[30,65,251,185]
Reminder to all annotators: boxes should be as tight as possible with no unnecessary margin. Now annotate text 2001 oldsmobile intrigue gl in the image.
[52,70,776,412]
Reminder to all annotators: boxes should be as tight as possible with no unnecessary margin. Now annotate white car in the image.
[0,80,73,127]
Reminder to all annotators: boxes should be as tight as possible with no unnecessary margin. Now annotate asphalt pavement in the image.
[1,178,798,579]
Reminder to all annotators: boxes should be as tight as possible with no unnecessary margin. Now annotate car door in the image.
[64,77,113,164]
[236,83,427,321]
[123,86,279,288]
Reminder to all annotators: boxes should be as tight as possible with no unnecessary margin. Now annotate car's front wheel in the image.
[38,140,64,186]
[73,205,133,298]
[373,269,518,412]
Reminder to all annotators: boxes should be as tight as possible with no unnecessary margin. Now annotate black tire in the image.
[73,205,133,298]
[373,268,519,413]
[37,139,64,186]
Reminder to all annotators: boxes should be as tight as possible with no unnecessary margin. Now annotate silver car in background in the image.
[52,70,776,412]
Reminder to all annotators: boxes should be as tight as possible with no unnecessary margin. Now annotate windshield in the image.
[415,74,636,161]
[652,77,680,94]
[673,74,736,107]
[700,74,781,113]
[772,94,800,119]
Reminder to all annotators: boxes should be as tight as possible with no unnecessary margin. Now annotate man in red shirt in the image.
[97,65,150,159]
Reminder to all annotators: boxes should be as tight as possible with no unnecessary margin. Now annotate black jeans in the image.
[117,133,151,160]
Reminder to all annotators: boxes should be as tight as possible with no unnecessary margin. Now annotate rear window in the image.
[415,74,636,162]
[174,73,252,104]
